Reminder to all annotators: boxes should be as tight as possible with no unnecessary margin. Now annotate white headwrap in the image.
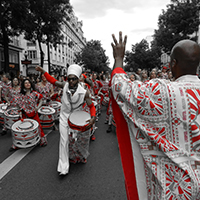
[67,64,82,78]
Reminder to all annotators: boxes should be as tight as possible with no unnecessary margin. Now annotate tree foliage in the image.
[153,0,200,52]
[125,0,200,72]
[0,0,72,71]
[124,39,161,72]
[23,0,72,67]
[0,0,29,72]
[74,40,110,73]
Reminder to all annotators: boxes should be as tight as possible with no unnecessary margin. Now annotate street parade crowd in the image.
[1,31,200,199]
[0,64,174,161]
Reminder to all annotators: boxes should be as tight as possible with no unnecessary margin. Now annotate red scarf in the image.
[111,67,139,200]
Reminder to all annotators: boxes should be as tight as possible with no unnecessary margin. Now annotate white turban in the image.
[67,64,82,78]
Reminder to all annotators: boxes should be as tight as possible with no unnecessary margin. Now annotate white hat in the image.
[67,64,82,78]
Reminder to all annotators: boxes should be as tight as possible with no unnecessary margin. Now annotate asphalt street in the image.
[0,105,126,200]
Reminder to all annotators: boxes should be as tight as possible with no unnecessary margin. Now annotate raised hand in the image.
[35,66,46,74]
[111,31,127,62]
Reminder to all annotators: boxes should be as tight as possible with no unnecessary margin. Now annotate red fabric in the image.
[88,102,96,117]
[44,72,57,85]
[68,118,89,132]
[82,74,87,79]
[22,111,45,138]
[92,79,103,95]
[85,83,91,89]
[111,67,139,200]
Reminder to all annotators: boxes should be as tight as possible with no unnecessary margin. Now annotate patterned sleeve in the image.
[111,68,167,122]
[34,91,43,100]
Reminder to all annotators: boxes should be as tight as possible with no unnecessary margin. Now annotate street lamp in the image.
[24,50,28,60]
[21,50,32,76]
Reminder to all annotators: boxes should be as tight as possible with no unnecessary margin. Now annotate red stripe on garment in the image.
[111,67,139,200]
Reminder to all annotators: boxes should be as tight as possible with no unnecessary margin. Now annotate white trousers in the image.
[57,122,69,175]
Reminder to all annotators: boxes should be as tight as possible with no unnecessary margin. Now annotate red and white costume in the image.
[7,86,21,107]
[0,81,11,102]
[111,67,200,200]
[58,82,89,174]
[92,79,103,95]
[15,91,46,139]
[100,79,109,105]
[36,82,52,105]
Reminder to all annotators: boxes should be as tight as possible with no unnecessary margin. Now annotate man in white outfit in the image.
[36,64,96,175]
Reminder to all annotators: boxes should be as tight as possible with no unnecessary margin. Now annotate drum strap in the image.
[22,109,37,118]
[68,118,89,132]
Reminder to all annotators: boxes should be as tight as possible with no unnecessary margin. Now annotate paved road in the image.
[0,105,126,200]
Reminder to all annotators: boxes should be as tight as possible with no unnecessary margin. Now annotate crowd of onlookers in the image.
[127,66,174,82]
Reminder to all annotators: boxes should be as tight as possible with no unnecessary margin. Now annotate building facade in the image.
[0,11,86,78]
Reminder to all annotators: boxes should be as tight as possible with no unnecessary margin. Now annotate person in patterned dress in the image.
[5,77,21,107]
[110,32,200,200]
[0,77,21,136]
[9,78,47,151]
[99,74,109,106]
[0,73,11,103]
[92,73,103,96]
[0,74,11,135]
[36,64,96,176]
[36,74,54,105]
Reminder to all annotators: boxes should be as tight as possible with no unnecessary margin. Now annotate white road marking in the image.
[0,130,52,180]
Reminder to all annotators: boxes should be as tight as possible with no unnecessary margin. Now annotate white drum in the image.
[68,110,91,132]
[38,106,55,129]
[68,111,91,162]
[4,108,20,129]
[49,101,61,120]
[0,103,7,125]
[11,119,40,148]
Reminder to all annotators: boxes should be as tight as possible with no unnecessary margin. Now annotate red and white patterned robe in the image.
[8,86,21,107]
[36,82,52,104]
[111,67,200,200]
[0,81,11,100]
[15,91,45,138]
[92,79,103,95]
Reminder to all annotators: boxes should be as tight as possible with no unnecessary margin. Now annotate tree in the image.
[74,40,110,73]
[0,0,29,72]
[153,0,200,52]
[22,0,72,67]
[124,39,161,72]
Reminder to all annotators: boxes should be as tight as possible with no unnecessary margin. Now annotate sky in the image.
[71,0,171,68]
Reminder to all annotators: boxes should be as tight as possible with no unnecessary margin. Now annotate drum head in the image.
[12,119,38,132]
[38,106,55,115]
[4,108,19,117]
[50,101,61,108]
[69,111,90,126]
[0,104,7,113]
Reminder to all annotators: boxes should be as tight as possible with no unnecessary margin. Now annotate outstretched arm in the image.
[111,31,127,70]
[35,66,65,88]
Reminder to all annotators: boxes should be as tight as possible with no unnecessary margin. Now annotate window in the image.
[28,50,37,59]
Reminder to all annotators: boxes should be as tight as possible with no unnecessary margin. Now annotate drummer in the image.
[99,73,109,105]
[9,78,47,151]
[0,78,21,136]
[36,64,96,175]
[36,73,54,105]
[0,73,11,103]
[5,77,21,107]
